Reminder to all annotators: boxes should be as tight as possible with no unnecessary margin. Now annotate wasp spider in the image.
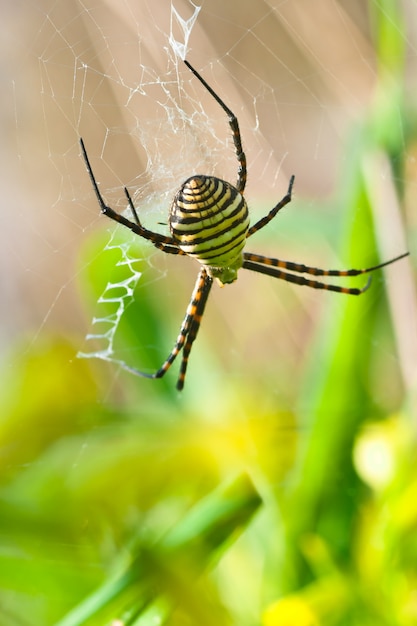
[80,60,408,390]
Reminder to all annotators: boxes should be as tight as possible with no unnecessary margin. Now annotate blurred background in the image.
[1,0,417,624]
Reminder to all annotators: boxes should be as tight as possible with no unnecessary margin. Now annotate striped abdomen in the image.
[169,175,250,284]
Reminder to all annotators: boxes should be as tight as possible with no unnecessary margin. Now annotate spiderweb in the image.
[74,2,207,373]
[6,0,415,388]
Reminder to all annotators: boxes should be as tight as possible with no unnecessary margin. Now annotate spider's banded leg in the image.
[80,138,182,255]
[242,260,372,295]
[144,269,213,389]
[247,176,295,237]
[184,60,247,193]
[243,251,410,277]
[176,272,213,391]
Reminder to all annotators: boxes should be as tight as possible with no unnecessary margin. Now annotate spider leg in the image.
[247,176,295,237]
[123,187,186,255]
[175,271,213,390]
[135,268,213,390]
[80,138,183,255]
[184,60,247,194]
[243,251,410,277]
[242,259,371,295]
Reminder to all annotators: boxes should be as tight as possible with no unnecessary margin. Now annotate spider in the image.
[80,59,408,390]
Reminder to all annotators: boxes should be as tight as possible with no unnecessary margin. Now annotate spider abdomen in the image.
[169,175,250,284]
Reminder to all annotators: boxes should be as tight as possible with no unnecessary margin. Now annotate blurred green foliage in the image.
[1,1,416,625]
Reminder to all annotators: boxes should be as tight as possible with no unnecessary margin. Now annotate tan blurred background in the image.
[2,0,416,375]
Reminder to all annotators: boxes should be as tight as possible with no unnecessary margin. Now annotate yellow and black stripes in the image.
[169,175,250,283]
[242,259,370,295]
[242,251,409,295]
[244,251,411,277]
[147,269,213,390]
